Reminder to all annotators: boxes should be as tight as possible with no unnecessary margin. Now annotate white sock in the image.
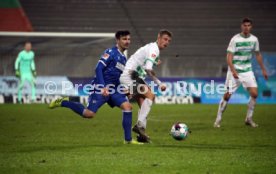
[137,109,140,125]
[137,98,153,129]
[216,98,228,122]
[246,97,256,120]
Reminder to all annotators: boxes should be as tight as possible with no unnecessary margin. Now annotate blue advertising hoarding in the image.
[1,53,275,104]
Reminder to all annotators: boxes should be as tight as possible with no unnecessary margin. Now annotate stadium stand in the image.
[0,0,275,77]
[0,0,33,31]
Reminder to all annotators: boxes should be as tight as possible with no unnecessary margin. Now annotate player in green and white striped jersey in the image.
[214,18,268,128]
[120,29,172,142]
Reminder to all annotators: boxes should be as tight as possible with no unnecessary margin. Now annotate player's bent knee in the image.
[121,102,132,111]
[144,90,155,100]
[249,88,258,99]
[83,109,95,119]
[148,93,155,101]
[251,92,258,99]
[224,92,231,101]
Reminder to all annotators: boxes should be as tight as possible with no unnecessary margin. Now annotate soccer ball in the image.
[170,122,189,141]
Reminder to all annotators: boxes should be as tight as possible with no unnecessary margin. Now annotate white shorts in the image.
[225,70,257,94]
[120,72,148,95]
[120,73,133,87]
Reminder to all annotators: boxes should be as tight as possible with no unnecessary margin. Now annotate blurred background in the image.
[0,0,275,104]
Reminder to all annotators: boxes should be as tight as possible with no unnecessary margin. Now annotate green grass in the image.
[0,104,275,174]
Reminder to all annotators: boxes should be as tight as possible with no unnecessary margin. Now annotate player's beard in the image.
[123,44,129,49]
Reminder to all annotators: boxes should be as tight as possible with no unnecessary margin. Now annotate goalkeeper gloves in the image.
[15,70,20,78]
[32,70,37,77]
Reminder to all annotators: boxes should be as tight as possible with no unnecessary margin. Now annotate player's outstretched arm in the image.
[255,52,268,80]
[145,69,160,85]
[145,69,166,91]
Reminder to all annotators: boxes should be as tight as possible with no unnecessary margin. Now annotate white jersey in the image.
[122,42,160,78]
[227,33,259,73]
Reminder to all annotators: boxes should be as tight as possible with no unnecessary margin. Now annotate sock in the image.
[216,98,228,122]
[18,89,22,103]
[18,79,24,103]
[137,109,140,119]
[122,110,132,141]
[61,101,85,116]
[246,97,256,119]
[137,98,153,128]
[31,82,36,101]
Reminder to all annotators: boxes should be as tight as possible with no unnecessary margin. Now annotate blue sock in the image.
[122,110,132,141]
[61,101,85,116]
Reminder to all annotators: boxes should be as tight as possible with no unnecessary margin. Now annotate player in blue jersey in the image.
[49,30,142,144]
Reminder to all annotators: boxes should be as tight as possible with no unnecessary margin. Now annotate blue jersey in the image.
[92,46,127,87]
[88,46,128,113]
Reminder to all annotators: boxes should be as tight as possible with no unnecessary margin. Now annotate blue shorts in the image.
[87,90,128,113]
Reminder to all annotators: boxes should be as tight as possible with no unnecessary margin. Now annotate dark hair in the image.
[242,17,253,24]
[158,29,173,37]
[115,30,130,39]
[25,41,31,45]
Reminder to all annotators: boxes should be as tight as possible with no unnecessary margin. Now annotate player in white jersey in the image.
[214,18,268,128]
[120,29,172,142]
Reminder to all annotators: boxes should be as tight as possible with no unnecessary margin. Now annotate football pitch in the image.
[0,104,275,174]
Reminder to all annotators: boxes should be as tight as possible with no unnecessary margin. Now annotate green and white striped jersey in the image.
[123,42,160,79]
[136,57,160,79]
[227,33,259,73]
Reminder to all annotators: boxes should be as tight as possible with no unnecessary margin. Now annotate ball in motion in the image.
[170,122,189,141]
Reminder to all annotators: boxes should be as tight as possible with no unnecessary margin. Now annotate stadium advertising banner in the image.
[0,76,275,104]
[148,77,276,104]
[153,53,276,104]
[0,53,275,104]
[0,76,76,104]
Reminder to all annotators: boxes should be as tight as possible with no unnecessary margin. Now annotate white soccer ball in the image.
[170,122,189,141]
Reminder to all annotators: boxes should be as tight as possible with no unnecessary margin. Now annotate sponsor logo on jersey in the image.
[102,53,110,59]
[115,62,125,71]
